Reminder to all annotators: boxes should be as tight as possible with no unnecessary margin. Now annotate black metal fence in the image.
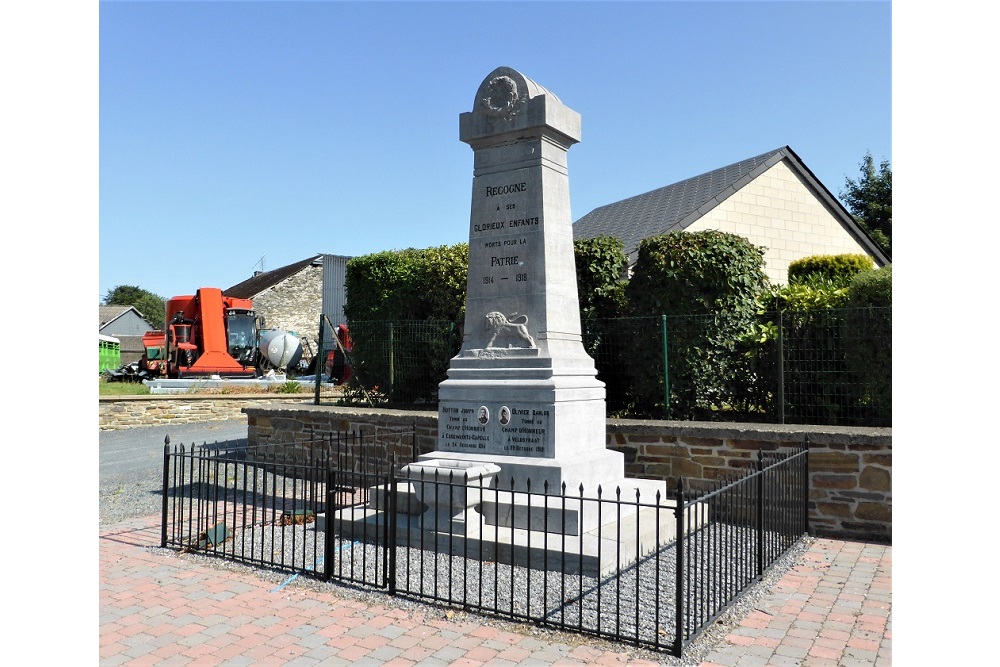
[326,307,890,427]
[161,432,808,657]
[674,446,809,653]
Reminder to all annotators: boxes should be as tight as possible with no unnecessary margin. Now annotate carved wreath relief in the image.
[481,75,523,121]
[485,311,536,349]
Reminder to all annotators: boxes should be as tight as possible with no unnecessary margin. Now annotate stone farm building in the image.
[225,255,325,347]
[224,253,351,354]
[572,145,890,284]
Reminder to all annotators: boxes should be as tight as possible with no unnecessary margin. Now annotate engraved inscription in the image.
[441,403,551,457]
[498,406,550,455]
[439,405,489,451]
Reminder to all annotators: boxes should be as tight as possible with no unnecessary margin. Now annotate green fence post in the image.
[314,316,325,405]
[388,322,395,401]
[661,314,670,420]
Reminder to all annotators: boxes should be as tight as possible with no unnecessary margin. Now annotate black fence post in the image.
[803,437,810,536]
[756,451,765,578]
[161,435,170,548]
[323,460,334,582]
[777,310,785,424]
[674,477,685,656]
[388,455,398,596]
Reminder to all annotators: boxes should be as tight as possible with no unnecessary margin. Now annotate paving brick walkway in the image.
[100,516,890,666]
[698,540,891,667]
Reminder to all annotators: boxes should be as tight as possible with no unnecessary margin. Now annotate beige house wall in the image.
[250,264,323,345]
[687,160,868,284]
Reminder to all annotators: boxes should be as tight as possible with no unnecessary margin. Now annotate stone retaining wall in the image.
[242,404,891,542]
[99,395,318,430]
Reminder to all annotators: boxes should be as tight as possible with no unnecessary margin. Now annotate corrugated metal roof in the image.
[224,255,323,299]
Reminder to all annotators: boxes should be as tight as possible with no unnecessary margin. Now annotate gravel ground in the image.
[100,458,814,666]
[100,460,167,526]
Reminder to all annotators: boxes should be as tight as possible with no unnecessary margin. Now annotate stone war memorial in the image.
[331,67,696,574]
[422,65,625,493]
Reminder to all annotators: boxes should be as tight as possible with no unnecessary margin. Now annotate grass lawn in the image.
[99,377,151,396]
[98,377,316,396]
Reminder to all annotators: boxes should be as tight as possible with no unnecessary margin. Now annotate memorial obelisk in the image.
[423,66,624,492]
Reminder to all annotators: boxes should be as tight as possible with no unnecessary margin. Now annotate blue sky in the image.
[98,0,891,302]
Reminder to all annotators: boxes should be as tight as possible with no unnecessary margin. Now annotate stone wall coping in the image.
[241,404,891,444]
[604,418,892,445]
[243,403,438,424]
[100,394,331,404]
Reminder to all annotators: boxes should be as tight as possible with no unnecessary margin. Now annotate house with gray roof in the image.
[99,305,154,365]
[572,146,889,285]
[99,304,153,337]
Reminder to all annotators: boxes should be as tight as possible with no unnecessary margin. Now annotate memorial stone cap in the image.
[459,66,581,147]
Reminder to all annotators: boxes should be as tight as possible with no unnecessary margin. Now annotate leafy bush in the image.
[787,254,874,288]
[844,266,891,421]
[625,231,771,419]
[574,236,628,319]
[736,265,889,426]
[767,282,851,312]
[848,264,891,308]
[343,245,467,403]
[344,244,468,322]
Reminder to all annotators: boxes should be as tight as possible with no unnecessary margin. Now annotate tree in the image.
[840,151,891,256]
[103,285,165,329]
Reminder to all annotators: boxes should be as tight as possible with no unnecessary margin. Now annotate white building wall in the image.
[687,160,868,284]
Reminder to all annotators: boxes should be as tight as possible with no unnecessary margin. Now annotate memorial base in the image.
[416,448,625,496]
[319,476,706,578]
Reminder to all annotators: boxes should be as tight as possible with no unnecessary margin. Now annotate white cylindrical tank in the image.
[258,329,303,371]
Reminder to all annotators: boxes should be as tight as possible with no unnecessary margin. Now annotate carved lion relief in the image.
[485,311,536,349]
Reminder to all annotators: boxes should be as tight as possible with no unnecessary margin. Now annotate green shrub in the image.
[574,236,628,320]
[768,282,851,312]
[742,266,890,426]
[343,238,634,405]
[848,264,891,308]
[787,254,874,288]
[625,231,771,419]
[344,244,468,322]
[844,266,891,421]
[343,245,467,403]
